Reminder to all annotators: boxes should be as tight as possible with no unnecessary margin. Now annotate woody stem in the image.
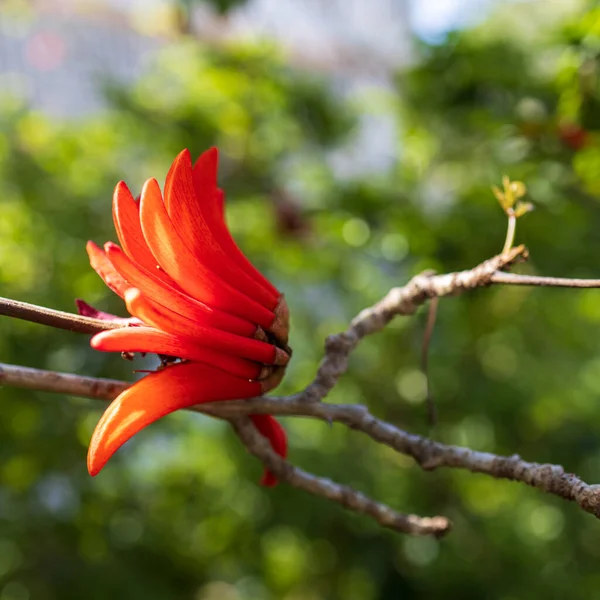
[0,296,121,335]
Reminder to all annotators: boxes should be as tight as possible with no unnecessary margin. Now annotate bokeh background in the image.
[2,0,600,598]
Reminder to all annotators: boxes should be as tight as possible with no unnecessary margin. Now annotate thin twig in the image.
[301,246,527,403]
[502,210,517,255]
[3,249,600,343]
[5,247,600,534]
[0,297,122,335]
[4,362,600,521]
[0,363,128,398]
[0,362,450,536]
[231,417,451,536]
[490,272,600,288]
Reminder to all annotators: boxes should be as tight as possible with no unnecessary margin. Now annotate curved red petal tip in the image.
[76,299,113,319]
[178,148,192,163]
[251,415,287,487]
[113,180,172,284]
[87,362,262,476]
[103,240,120,254]
[164,150,193,213]
[90,325,263,380]
[191,149,280,300]
[167,149,193,174]
[261,472,279,487]
[194,147,219,176]
[113,181,133,205]
[86,240,130,298]
[75,299,138,325]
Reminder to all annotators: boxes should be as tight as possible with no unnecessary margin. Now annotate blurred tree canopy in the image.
[3,1,600,598]
[182,0,248,17]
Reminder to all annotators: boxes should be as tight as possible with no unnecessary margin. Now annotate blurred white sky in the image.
[0,0,500,175]
[409,0,494,40]
[101,0,496,39]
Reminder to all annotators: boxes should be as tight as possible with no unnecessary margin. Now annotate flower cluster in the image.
[83,148,290,486]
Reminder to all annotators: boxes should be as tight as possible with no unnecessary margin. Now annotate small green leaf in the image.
[492,185,506,208]
[502,175,514,207]
[510,180,527,199]
[514,201,534,218]
[493,176,528,212]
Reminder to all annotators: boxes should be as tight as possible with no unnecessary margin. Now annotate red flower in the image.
[84,148,290,486]
[558,122,589,151]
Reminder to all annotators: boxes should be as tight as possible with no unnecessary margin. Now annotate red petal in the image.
[86,241,130,298]
[87,362,262,476]
[75,299,139,325]
[192,147,218,197]
[163,149,197,215]
[124,289,277,364]
[215,188,225,219]
[112,181,175,286]
[139,177,276,328]
[250,415,287,487]
[164,150,278,309]
[105,242,256,337]
[91,326,262,380]
[193,149,279,298]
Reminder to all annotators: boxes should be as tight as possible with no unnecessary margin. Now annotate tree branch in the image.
[2,249,600,341]
[3,362,600,521]
[489,272,600,287]
[300,246,526,403]
[230,417,451,536]
[0,362,450,536]
[0,297,122,335]
[0,363,128,398]
[5,247,600,534]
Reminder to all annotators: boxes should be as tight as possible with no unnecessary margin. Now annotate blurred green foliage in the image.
[3,1,600,598]
[180,0,248,17]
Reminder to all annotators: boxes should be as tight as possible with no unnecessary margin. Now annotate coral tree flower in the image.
[83,148,290,486]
